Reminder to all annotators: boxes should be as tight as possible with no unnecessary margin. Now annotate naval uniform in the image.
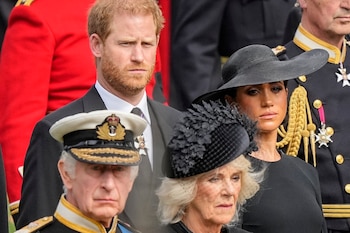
[283,24,350,232]
[15,195,140,233]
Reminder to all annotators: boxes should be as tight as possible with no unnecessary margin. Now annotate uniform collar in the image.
[54,195,118,233]
[293,24,347,64]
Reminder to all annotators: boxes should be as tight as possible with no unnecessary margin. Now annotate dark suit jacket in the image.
[17,87,182,232]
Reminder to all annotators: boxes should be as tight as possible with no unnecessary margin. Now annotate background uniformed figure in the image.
[16,110,147,233]
[280,0,350,232]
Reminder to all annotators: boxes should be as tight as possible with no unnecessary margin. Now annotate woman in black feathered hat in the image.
[193,44,328,233]
[157,101,264,233]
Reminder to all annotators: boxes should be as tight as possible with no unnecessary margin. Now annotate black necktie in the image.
[131,107,144,119]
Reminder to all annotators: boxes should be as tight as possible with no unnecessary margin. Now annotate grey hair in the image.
[59,150,77,194]
[156,155,263,225]
[60,150,77,178]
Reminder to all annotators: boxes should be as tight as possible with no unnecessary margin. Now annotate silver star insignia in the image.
[315,127,333,148]
[335,67,350,87]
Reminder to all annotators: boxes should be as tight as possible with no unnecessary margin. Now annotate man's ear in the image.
[57,160,73,190]
[89,33,103,58]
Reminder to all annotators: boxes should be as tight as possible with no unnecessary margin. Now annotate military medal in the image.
[131,107,148,156]
[335,40,350,87]
[315,123,333,148]
[335,62,350,87]
[136,135,145,149]
[313,100,333,147]
[135,135,147,156]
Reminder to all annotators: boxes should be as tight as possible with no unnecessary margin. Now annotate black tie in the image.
[131,107,144,119]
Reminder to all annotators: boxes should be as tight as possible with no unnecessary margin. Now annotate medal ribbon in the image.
[318,106,325,126]
[315,104,333,148]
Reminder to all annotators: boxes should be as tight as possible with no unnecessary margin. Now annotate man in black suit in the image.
[169,0,296,111]
[16,0,182,232]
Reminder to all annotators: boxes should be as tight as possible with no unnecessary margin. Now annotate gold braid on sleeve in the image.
[277,85,317,166]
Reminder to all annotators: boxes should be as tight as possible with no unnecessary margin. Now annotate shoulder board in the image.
[15,0,35,6]
[15,216,53,233]
[271,45,287,56]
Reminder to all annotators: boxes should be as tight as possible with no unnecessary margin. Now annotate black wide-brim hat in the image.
[50,110,147,166]
[193,44,329,103]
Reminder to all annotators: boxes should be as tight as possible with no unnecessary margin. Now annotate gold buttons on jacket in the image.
[345,184,350,194]
[336,154,344,164]
[298,75,307,82]
[313,99,322,109]
[326,127,334,136]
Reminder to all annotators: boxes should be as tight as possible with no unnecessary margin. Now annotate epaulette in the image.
[15,0,35,6]
[15,216,53,233]
[271,45,287,56]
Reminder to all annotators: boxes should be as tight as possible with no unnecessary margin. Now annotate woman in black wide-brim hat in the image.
[193,44,329,233]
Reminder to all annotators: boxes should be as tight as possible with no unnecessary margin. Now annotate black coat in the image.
[241,153,326,233]
[17,87,182,233]
[162,221,250,233]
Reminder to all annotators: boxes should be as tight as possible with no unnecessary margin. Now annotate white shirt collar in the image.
[95,81,151,125]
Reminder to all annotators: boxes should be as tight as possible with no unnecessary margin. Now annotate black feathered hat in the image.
[163,101,257,178]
